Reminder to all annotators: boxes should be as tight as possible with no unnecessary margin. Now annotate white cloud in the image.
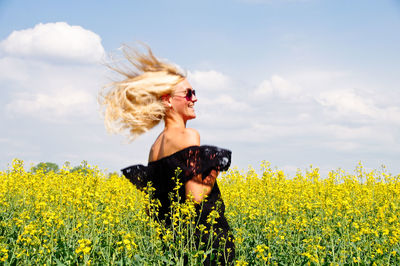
[6,90,93,121]
[0,138,10,143]
[380,107,400,124]
[316,89,377,118]
[187,69,251,131]
[199,94,251,111]
[188,70,231,91]
[253,74,303,101]
[247,71,400,130]
[1,57,104,122]
[0,56,31,83]
[320,124,395,144]
[191,69,400,160]
[0,22,105,63]
[291,70,351,84]
[321,141,360,151]
[0,23,106,122]
[315,89,400,125]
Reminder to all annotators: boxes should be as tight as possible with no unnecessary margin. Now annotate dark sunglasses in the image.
[174,89,196,101]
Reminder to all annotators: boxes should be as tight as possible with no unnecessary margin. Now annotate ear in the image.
[161,95,172,108]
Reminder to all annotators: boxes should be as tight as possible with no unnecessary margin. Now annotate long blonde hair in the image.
[99,44,186,141]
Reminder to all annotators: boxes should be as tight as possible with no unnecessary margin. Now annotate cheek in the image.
[173,99,187,108]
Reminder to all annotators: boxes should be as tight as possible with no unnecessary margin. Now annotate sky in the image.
[1,0,399,177]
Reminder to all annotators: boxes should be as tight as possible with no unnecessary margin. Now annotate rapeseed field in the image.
[0,159,399,265]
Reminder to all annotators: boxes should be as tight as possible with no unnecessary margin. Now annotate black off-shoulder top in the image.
[121,145,231,221]
[121,145,235,264]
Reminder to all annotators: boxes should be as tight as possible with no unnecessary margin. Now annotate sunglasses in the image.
[174,89,196,101]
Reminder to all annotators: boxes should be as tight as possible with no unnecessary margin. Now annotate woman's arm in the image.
[186,169,218,203]
[180,128,217,203]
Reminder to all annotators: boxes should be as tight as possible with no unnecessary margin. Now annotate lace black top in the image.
[121,145,235,265]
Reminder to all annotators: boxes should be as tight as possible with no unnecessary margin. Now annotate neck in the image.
[164,113,187,129]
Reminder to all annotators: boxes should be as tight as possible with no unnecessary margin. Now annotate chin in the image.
[186,113,196,120]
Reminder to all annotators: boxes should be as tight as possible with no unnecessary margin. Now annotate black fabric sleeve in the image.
[121,164,148,191]
[168,145,232,183]
[121,145,232,190]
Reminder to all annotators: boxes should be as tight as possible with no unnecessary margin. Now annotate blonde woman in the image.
[100,45,235,265]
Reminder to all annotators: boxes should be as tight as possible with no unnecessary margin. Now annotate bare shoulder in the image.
[150,128,200,161]
[183,128,200,141]
[181,128,200,147]
[167,128,200,150]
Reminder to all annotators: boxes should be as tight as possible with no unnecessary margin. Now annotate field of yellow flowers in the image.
[1,159,399,265]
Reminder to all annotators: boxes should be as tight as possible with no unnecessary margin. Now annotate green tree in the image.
[71,160,90,175]
[31,162,60,174]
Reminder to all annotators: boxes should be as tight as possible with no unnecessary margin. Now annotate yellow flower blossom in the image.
[1,159,400,264]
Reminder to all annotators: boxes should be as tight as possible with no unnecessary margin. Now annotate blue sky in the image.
[1,0,400,176]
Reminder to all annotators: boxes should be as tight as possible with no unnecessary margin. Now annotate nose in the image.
[191,93,197,103]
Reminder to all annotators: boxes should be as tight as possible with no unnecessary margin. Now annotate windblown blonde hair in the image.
[99,44,186,141]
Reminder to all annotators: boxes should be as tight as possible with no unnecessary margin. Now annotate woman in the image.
[100,45,235,265]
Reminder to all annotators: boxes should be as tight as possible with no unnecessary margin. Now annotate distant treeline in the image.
[30,161,118,176]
